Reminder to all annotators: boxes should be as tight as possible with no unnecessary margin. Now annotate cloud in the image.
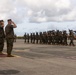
[16,0,76,23]
[0,0,26,24]
[0,0,76,23]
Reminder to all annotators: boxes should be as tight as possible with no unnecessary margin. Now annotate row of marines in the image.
[24,30,75,46]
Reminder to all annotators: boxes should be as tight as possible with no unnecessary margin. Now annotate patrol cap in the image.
[0,20,4,22]
[7,19,12,21]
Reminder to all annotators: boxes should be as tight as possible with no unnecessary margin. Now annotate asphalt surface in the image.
[0,39,76,75]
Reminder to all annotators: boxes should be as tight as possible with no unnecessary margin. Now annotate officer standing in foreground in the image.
[5,19,17,57]
[0,20,5,54]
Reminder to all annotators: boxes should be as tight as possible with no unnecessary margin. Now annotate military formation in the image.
[24,30,75,46]
[0,19,17,57]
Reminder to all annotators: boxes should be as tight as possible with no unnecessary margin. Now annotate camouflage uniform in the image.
[63,31,68,45]
[59,31,63,45]
[24,33,26,43]
[14,34,17,42]
[39,32,42,44]
[48,31,52,44]
[42,32,46,44]
[69,30,75,46]
[36,32,39,44]
[45,32,48,44]
[55,30,59,45]
[27,34,29,43]
[30,33,33,43]
[5,25,14,56]
[0,24,5,53]
[52,31,56,45]
[32,33,35,44]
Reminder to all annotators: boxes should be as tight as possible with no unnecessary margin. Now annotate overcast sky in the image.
[0,0,76,36]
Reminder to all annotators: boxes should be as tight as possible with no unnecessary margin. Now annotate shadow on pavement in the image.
[0,69,20,75]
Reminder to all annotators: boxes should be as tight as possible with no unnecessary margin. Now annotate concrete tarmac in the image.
[0,39,76,75]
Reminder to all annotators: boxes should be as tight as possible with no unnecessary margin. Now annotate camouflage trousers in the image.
[69,39,75,46]
[6,38,14,55]
[0,38,4,52]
